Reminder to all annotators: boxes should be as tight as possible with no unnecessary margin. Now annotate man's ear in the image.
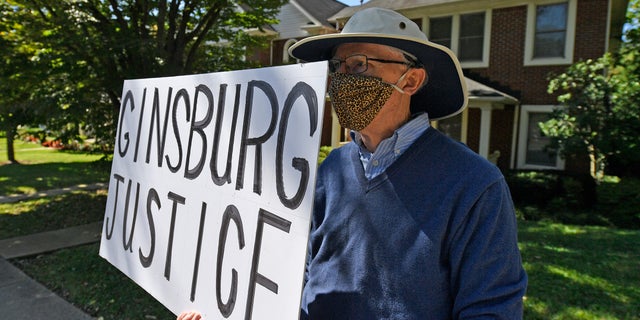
[402,69,427,96]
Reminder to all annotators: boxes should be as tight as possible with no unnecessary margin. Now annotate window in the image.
[534,2,568,58]
[437,114,462,141]
[429,17,452,48]
[525,0,576,66]
[525,112,557,166]
[434,110,467,143]
[428,11,490,68]
[517,105,565,169]
[458,13,485,61]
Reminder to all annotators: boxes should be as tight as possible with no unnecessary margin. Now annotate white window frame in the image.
[517,105,565,170]
[524,0,577,66]
[426,10,491,69]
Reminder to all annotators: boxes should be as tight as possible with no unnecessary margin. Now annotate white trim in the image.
[510,103,521,169]
[461,107,469,144]
[524,0,577,66]
[478,104,494,158]
[330,107,342,148]
[516,105,565,170]
[282,39,298,64]
[417,9,491,68]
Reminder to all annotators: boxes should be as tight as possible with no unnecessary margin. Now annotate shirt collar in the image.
[350,112,431,153]
[350,113,431,179]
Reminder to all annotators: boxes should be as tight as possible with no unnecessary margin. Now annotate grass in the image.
[519,221,640,319]
[0,190,107,237]
[12,244,174,320]
[0,138,109,196]
[9,220,639,320]
[2,137,639,319]
[1,136,174,319]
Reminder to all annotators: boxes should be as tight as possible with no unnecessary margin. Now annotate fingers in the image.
[177,311,202,320]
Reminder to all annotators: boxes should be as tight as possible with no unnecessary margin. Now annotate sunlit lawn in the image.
[7,219,638,320]
[2,136,639,319]
[13,243,175,320]
[0,190,107,237]
[0,137,109,195]
[519,221,640,320]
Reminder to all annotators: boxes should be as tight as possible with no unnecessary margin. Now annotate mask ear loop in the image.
[386,69,410,94]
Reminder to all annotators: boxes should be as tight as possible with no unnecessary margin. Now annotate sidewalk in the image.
[0,185,106,320]
[0,182,107,204]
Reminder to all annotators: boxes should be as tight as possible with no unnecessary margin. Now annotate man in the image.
[178,7,527,320]
[288,7,527,319]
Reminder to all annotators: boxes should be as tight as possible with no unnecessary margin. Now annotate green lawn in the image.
[519,221,639,319]
[9,220,639,320]
[0,190,107,237]
[13,243,175,320]
[2,137,639,319]
[0,138,109,196]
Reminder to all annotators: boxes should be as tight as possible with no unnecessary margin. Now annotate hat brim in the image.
[289,33,468,120]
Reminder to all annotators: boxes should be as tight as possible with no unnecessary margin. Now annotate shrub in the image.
[595,177,640,228]
[505,171,562,208]
[318,146,333,165]
[506,171,639,229]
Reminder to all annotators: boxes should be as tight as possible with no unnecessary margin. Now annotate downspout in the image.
[270,39,274,66]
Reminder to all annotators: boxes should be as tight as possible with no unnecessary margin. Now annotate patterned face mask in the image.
[328,72,406,131]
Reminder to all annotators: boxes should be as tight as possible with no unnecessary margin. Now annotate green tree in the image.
[1,0,285,157]
[0,2,58,163]
[543,2,640,181]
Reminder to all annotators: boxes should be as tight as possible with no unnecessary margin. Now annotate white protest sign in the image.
[99,62,327,319]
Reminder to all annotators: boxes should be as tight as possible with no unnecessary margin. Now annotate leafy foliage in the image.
[507,171,640,229]
[543,1,640,180]
[1,0,286,159]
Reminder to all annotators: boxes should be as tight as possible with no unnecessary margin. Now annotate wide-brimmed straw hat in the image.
[288,7,468,120]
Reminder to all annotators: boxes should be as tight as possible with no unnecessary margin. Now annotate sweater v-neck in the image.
[350,129,438,192]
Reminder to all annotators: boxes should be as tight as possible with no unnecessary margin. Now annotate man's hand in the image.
[177,311,202,320]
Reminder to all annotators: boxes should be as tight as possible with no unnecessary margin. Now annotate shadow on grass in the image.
[518,221,640,319]
[0,161,110,196]
[13,243,175,320]
[0,190,107,239]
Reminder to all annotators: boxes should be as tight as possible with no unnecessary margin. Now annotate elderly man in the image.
[178,7,527,320]
[288,7,527,320]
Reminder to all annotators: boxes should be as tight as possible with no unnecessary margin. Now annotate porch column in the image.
[331,108,342,148]
[478,104,493,159]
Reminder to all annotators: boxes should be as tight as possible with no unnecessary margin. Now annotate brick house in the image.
[247,0,346,146]
[253,0,629,174]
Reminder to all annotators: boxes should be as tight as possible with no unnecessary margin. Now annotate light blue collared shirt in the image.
[351,113,431,180]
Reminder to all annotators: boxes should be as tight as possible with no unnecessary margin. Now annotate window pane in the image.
[429,16,452,48]
[460,12,485,37]
[534,2,568,58]
[534,32,566,57]
[437,113,462,141]
[459,37,484,60]
[536,3,567,32]
[525,113,557,166]
[459,12,485,61]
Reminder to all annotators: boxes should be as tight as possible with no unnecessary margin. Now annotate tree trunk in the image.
[588,144,605,183]
[5,125,18,164]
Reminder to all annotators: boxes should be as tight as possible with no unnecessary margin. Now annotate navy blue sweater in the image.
[301,129,527,319]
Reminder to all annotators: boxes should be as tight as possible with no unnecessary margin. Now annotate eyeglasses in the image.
[328,54,414,74]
